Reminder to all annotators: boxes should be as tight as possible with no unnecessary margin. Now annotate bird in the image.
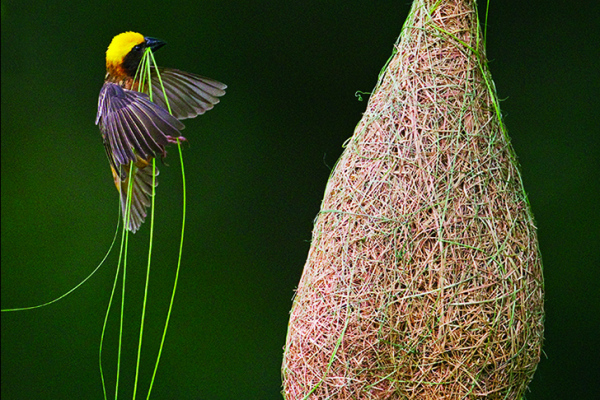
[96,31,226,232]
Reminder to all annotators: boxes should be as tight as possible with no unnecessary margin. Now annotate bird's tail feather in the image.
[117,160,158,233]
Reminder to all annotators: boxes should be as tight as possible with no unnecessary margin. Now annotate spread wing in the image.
[143,67,227,120]
[96,82,185,179]
[97,82,185,232]
[96,70,225,233]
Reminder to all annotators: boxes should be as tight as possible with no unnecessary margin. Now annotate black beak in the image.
[144,37,166,52]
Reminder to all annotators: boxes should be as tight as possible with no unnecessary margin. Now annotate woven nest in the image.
[282,1,544,399]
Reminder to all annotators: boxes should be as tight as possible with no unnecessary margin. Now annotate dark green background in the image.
[2,1,598,399]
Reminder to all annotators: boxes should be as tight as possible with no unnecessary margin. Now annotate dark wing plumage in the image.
[96,82,185,177]
[143,67,227,120]
[97,70,225,233]
[97,82,185,232]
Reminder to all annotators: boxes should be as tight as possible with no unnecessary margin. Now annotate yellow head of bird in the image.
[105,31,145,75]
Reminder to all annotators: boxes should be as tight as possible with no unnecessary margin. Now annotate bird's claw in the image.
[167,136,187,144]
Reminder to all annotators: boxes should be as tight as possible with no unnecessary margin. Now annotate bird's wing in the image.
[96,82,185,178]
[143,67,227,120]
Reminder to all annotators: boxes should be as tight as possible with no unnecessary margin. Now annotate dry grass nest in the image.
[282,1,544,399]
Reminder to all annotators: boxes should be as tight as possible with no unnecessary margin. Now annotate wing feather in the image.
[97,82,181,232]
[97,82,184,168]
[143,67,226,120]
[96,66,225,233]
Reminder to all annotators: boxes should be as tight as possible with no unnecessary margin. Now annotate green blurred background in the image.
[2,1,598,399]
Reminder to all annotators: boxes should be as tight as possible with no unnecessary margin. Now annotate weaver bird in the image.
[96,31,226,232]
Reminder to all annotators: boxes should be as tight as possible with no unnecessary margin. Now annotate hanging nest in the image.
[282,1,544,399]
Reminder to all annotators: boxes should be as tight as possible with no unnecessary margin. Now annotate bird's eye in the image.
[133,44,143,51]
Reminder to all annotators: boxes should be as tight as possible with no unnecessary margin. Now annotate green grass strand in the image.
[99,219,126,400]
[146,138,186,400]
[133,158,157,399]
[1,214,120,313]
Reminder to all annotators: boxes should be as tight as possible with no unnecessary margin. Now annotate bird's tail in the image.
[112,159,158,233]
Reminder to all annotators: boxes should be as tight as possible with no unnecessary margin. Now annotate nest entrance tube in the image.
[282,1,544,399]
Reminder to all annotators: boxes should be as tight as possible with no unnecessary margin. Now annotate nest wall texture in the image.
[282,1,544,399]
